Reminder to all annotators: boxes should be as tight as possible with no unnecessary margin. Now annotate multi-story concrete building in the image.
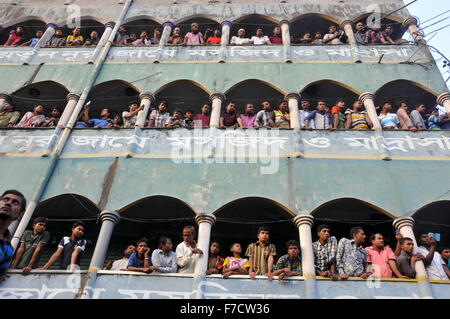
[0,0,449,299]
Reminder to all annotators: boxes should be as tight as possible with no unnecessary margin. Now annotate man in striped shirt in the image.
[246,226,277,280]
[312,225,338,280]
[254,101,275,128]
[345,100,372,130]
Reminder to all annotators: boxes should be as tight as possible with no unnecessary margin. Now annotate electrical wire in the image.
[420,9,450,25]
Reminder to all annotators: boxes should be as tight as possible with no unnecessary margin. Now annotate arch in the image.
[118,195,197,218]
[225,79,286,96]
[57,15,107,28]
[87,80,141,116]
[412,200,450,222]
[231,14,279,41]
[374,80,439,113]
[11,81,70,113]
[213,197,295,218]
[2,16,47,29]
[174,14,221,25]
[300,80,361,96]
[311,197,396,219]
[300,80,361,108]
[153,80,211,114]
[122,15,164,26]
[35,193,101,218]
[412,201,450,248]
[290,13,342,25]
[232,14,280,25]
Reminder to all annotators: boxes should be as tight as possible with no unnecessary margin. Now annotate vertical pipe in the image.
[89,22,115,64]
[285,93,300,129]
[340,20,361,63]
[209,93,225,128]
[155,21,174,63]
[359,92,381,130]
[293,214,317,299]
[218,21,232,63]
[280,20,292,63]
[23,23,58,65]
[126,92,154,158]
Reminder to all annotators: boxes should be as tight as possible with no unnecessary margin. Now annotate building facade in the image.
[0,0,449,299]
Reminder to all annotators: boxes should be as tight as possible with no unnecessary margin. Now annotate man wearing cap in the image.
[184,23,204,45]
[231,29,251,45]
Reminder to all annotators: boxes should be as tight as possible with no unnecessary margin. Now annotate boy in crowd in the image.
[222,243,249,278]
[148,101,170,128]
[10,217,50,275]
[254,101,275,128]
[127,237,157,273]
[246,226,277,280]
[312,225,338,280]
[194,103,211,127]
[441,248,450,270]
[122,101,143,128]
[183,109,194,127]
[104,244,136,271]
[151,237,177,273]
[39,221,87,271]
[43,107,62,127]
[396,237,424,279]
[205,241,223,275]
[272,240,302,281]
[166,109,185,128]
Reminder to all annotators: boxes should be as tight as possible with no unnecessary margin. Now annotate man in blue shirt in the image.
[83,105,112,128]
[0,190,27,282]
[22,30,43,47]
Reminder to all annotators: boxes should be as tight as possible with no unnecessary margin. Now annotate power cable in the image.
[420,9,450,25]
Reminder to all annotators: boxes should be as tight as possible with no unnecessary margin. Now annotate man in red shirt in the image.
[269,26,282,44]
[4,26,24,46]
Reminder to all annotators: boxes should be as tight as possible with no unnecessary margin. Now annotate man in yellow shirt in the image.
[66,28,83,46]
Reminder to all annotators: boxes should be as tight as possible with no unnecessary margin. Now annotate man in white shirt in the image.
[122,101,143,128]
[176,226,203,273]
[250,27,271,45]
[417,233,450,280]
[104,244,136,271]
[323,25,344,45]
[230,28,250,45]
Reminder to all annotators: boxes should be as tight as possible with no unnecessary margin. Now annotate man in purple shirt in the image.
[184,23,204,45]
[240,103,257,128]
[220,102,243,128]
[194,103,211,127]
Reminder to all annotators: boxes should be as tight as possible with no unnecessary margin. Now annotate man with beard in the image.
[417,233,450,280]
[66,27,83,47]
[345,100,372,130]
[240,103,257,128]
[3,26,25,46]
[10,217,50,275]
[16,104,47,128]
[83,31,99,46]
[0,101,20,128]
[183,23,204,45]
[114,26,130,46]
[104,244,136,271]
[312,225,338,280]
[220,102,243,128]
[0,190,26,282]
[45,29,66,47]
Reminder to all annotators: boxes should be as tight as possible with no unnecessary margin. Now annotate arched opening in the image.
[11,81,69,117]
[290,14,341,44]
[154,80,210,115]
[212,197,298,263]
[103,196,196,270]
[175,17,220,44]
[1,19,46,46]
[60,18,105,45]
[225,80,285,114]
[87,80,140,123]
[26,194,101,270]
[413,201,450,250]
[354,14,405,42]
[121,17,162,45]
[231,15,279,43]
[300,80,360,110]
[311,198,395,248]
[374,80,438,114]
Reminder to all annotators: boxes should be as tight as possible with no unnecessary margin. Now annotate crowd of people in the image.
[2,98,449,131]
[2,196,449,282]
[2,22,399,48]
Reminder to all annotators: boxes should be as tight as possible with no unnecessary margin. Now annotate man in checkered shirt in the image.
[312,224,338,280]
[148,101,170,128]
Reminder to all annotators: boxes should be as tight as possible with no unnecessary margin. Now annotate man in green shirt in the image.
[0,102,20,128]
[10,216,50,275]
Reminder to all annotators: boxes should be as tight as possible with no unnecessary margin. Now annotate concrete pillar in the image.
[35,22,58,48]
[58,93,80,128]
[0,93,11,112]
[193,213,216,277]
[393,217,434,298]
[285,93,301,129]
[88,211,121,272]
[437,92,450,114]
[160,21,174,47]
[89,21,115,64]
[135,92,155,128]
[219,21,232,63]
[209,93,226,128]
[403,17,425,44]
[359,92,381,130]
[293,214,317,299]
[8,219,20,237]
[340,20,361,63]
[280,20,292,63]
